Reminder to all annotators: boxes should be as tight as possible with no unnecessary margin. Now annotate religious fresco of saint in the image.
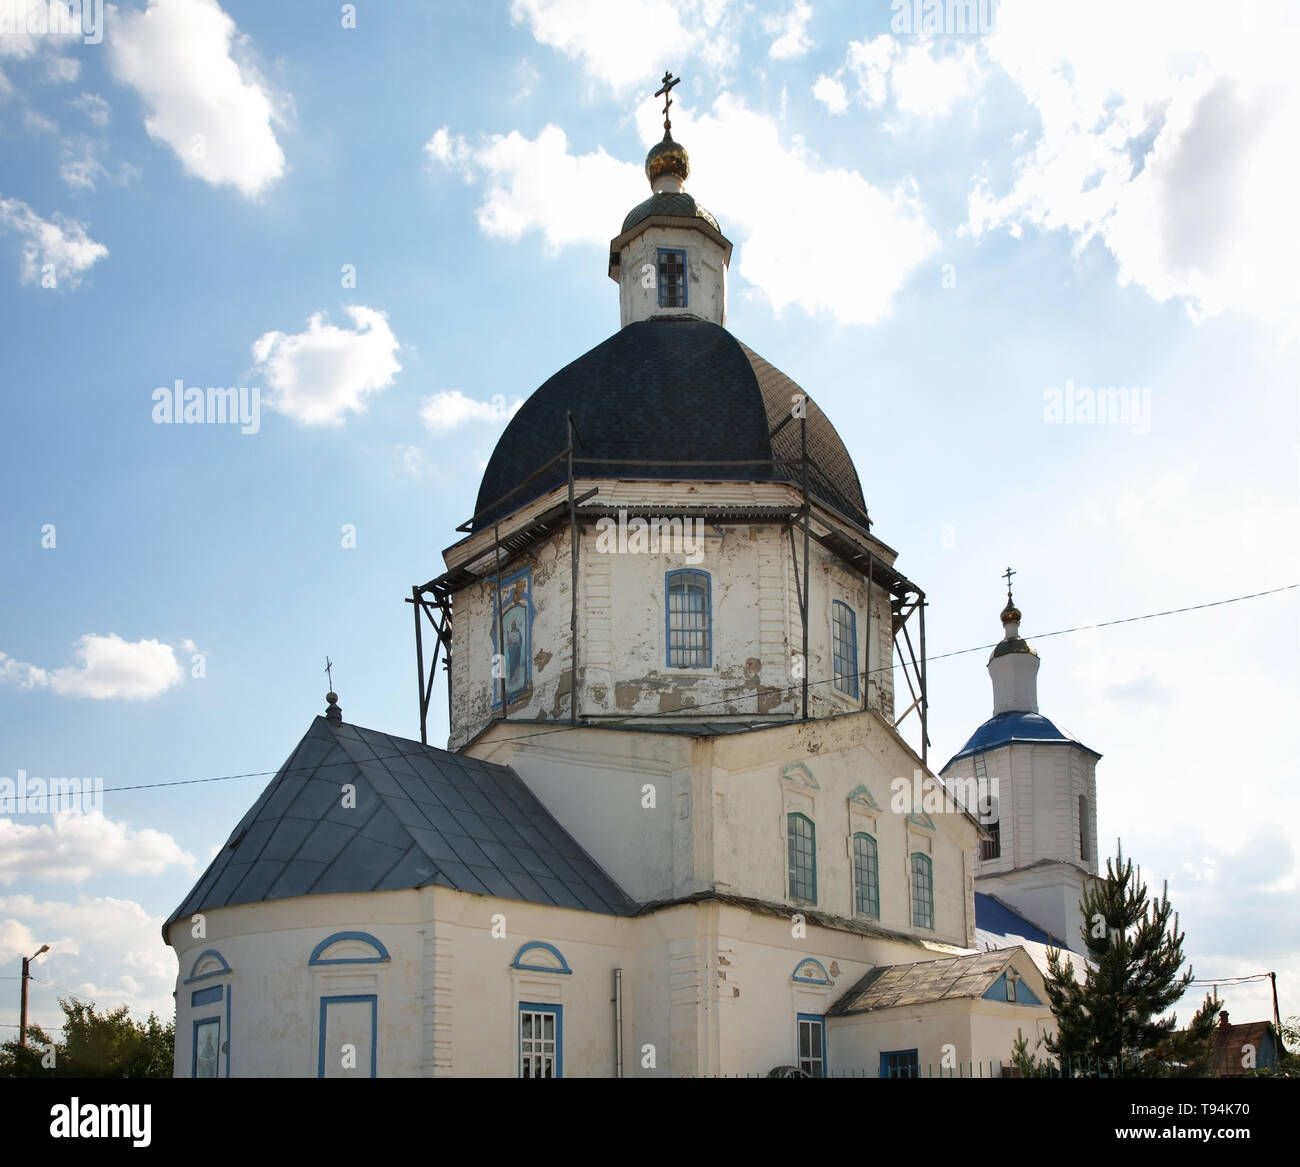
[492,568,532,703]
[194,1019,220,1079]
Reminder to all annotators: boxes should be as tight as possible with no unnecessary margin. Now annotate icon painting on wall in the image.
[494,569,532,702]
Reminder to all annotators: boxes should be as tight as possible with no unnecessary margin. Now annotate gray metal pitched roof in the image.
[828,950,1016,1016]
[164,717,634,937]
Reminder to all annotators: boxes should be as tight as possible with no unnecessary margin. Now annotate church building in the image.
[165,84,1096,1078]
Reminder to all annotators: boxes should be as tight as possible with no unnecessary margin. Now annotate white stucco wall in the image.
[446,484,900,749]
[614,222,729,327]
[168,880,1021,1079]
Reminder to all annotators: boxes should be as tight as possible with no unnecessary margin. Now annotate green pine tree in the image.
[1043,841,1208,1077]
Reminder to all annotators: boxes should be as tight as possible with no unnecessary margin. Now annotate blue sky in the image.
[1,0,1297,1040]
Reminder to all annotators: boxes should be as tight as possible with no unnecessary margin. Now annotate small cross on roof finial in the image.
[1002,565,1016,598]
[655,70,680,136]
[324,656,335,690]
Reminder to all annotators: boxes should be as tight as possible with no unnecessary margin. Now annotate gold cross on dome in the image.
[1002,566,1016,598]
[655,71,680,133]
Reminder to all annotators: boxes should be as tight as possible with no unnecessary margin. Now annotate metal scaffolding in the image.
[408,432,929,763]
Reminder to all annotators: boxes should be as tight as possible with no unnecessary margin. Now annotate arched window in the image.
[910,853,934,930]
[852,832,879,917]
[832,601,858,698]
[787,813,817,903]
[1079,795,1089,861]
[666,570,711,667]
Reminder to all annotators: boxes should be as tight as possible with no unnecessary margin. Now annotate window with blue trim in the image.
[832,600,858,698]
[796,1013,826,1078]
[910,853,934,930]
[787,812,816,903]
[852,832,879,917]
[519,1002,562,1078]
[193,1017,220,1079]
[657,248,686,308]
[881,1048,919,1078]
[666,569,711,667]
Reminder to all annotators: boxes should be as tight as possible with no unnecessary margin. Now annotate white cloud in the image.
[432,96,940,325]
[0,196,107,286]
[639,94,941,323]
[69,91,110,126]
[45,53,78,81]
[968,0,1300,332]
[510,0,735,91]
[57,633,181,698]
[765,0,813,60]
[831,33,979,118]
[420,390,524,433]
[0,814,195,885]
[428,123,641,254]
[393,444,424,476]
[811,74,847,115]
[108,0,285,198]
[0,894,178,1030]
[0,634,183,698]
[253,305,402,426]
[58,138,137,190]
[0,1,89,59]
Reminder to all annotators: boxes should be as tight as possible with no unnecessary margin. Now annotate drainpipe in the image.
[613,968,624,1078]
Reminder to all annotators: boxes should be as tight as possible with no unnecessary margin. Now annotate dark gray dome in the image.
[472,318,867,531]
[621,191,720,235]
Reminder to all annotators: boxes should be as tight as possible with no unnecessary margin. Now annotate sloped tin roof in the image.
[941,710,1100,771]
[828,950,1017,1016]
[974,892,1067,949]
[164,717,634,938]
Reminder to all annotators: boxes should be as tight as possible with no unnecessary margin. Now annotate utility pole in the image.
[19,944,50,1047]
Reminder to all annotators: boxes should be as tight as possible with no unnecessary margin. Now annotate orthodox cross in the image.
[655,71,680,134]
[324,656,335,690]
[1002,566,1016,599]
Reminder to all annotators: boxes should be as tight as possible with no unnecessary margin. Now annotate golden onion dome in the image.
[1000,599,1021,625]
[645,135,690,184]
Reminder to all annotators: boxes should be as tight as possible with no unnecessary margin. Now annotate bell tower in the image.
[941,575,1102,947]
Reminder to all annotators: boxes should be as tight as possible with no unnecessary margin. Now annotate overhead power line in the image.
[89,582,1295,796]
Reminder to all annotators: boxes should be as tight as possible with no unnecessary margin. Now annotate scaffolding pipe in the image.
[568,412,579,725]
[412,585,427,744]
[613,968,624,1078]
[800,412,809,721]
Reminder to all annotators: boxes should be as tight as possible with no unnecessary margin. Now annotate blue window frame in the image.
[881,1048,920,1078]
[832,600,858,698]
[666,569,711,668]
[910,853,934,930]
[657,248,686,308]
[787,812,816,903]
[317,994,378,1078]
[519,1002,562,1078]
[853,832,879,917]
[796,1013,827,1078]
[192,1016,220,1079]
